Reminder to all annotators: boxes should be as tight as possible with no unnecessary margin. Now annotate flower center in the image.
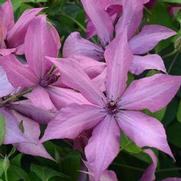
[106,100,119,115]
[39,74,59,88]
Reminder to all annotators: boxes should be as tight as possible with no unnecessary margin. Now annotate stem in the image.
[5,171,8,181]
[168,52,180,73]
[144,6,152,15]
[60,12,86,32]
[157,167,181,173]
[162,49,177,59]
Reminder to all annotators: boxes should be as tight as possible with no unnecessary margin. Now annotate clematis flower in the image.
[41,29,181,181]
[0,0,42,56]
[63,0,176,76]
[0,15,92,123]
[0,67,52,159]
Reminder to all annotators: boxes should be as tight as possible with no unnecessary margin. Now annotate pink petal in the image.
[47,57,106,106]
[7,8,43,48]
[70,55,106,78]
[119,74,181,112]
[0,109,26,144]
[0,21,7,47]
[26,86,56,112]
[105,29,133,101]
[12,112,53,160]
[129,25,176,55]
[0,66,14,97]
[0,48,16,56]
[49,23,61,51]
[11,100,56,124]
[63,32,104,61]
[130,54,166,75]
[25,15,60,78]
[0,55,38,88]
[81,0,114,46]
[0,0,14,30]
[140,149,158,181]
[100,170,118,181]
[92,68,106,92]
[41,104,105,142]
[116,0,144,39]
[117,111,173,158]
[47,86,91,109]
[85,115,120,181]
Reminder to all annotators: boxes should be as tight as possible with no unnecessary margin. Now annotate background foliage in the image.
[0,0,181,180]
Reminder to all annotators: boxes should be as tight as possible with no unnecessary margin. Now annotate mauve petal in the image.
[26,86,56,112]
[81,0,114,46]
[140,149,157,181]
[41,104,105,142]
[0,55,38,88]
[86,18,96,38]
[129,25,176,55]
[0,66,14,97]
[105,29,133,101]
[100,170,118,181]
[7,8,43,48]
[47,86,91,109]
[63,32,104,61]
[116,0,143,39]
[85,115,120,181]
[0,0,14,30]
[15,44,24,55]
[47,57,106,106]
[25,15,59,78]
[0,48,16,56]
[92,68,106,92]
[70,55,106,78]
[130,54,166,75]
[0,21,7,47]
[12,112,53,160]
[119,74,181,112]
[49,23,61,51]
[0,108,26,144]
[117,111,173,158]
[11,100,56,124]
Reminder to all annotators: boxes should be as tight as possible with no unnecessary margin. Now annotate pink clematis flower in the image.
[63,0,176,76]
[0,0,43,56]
[41,30,181,181]
[0,15,91,123]
[0,67,52,159]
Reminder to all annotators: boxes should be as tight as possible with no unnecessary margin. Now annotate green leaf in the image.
[144,107,167,121]
[31,164,68,181]
[162,0,181,3]
[0,159,4,177]
[7,165,30,181]
[177,100,181,123]
[144,1,175,29]
[62,151,81,181]
[121,134,142,154]
[167,122,181,148]
[0,114,5,146]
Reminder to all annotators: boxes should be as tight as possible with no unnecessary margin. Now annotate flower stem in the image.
[60,12,86,33]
